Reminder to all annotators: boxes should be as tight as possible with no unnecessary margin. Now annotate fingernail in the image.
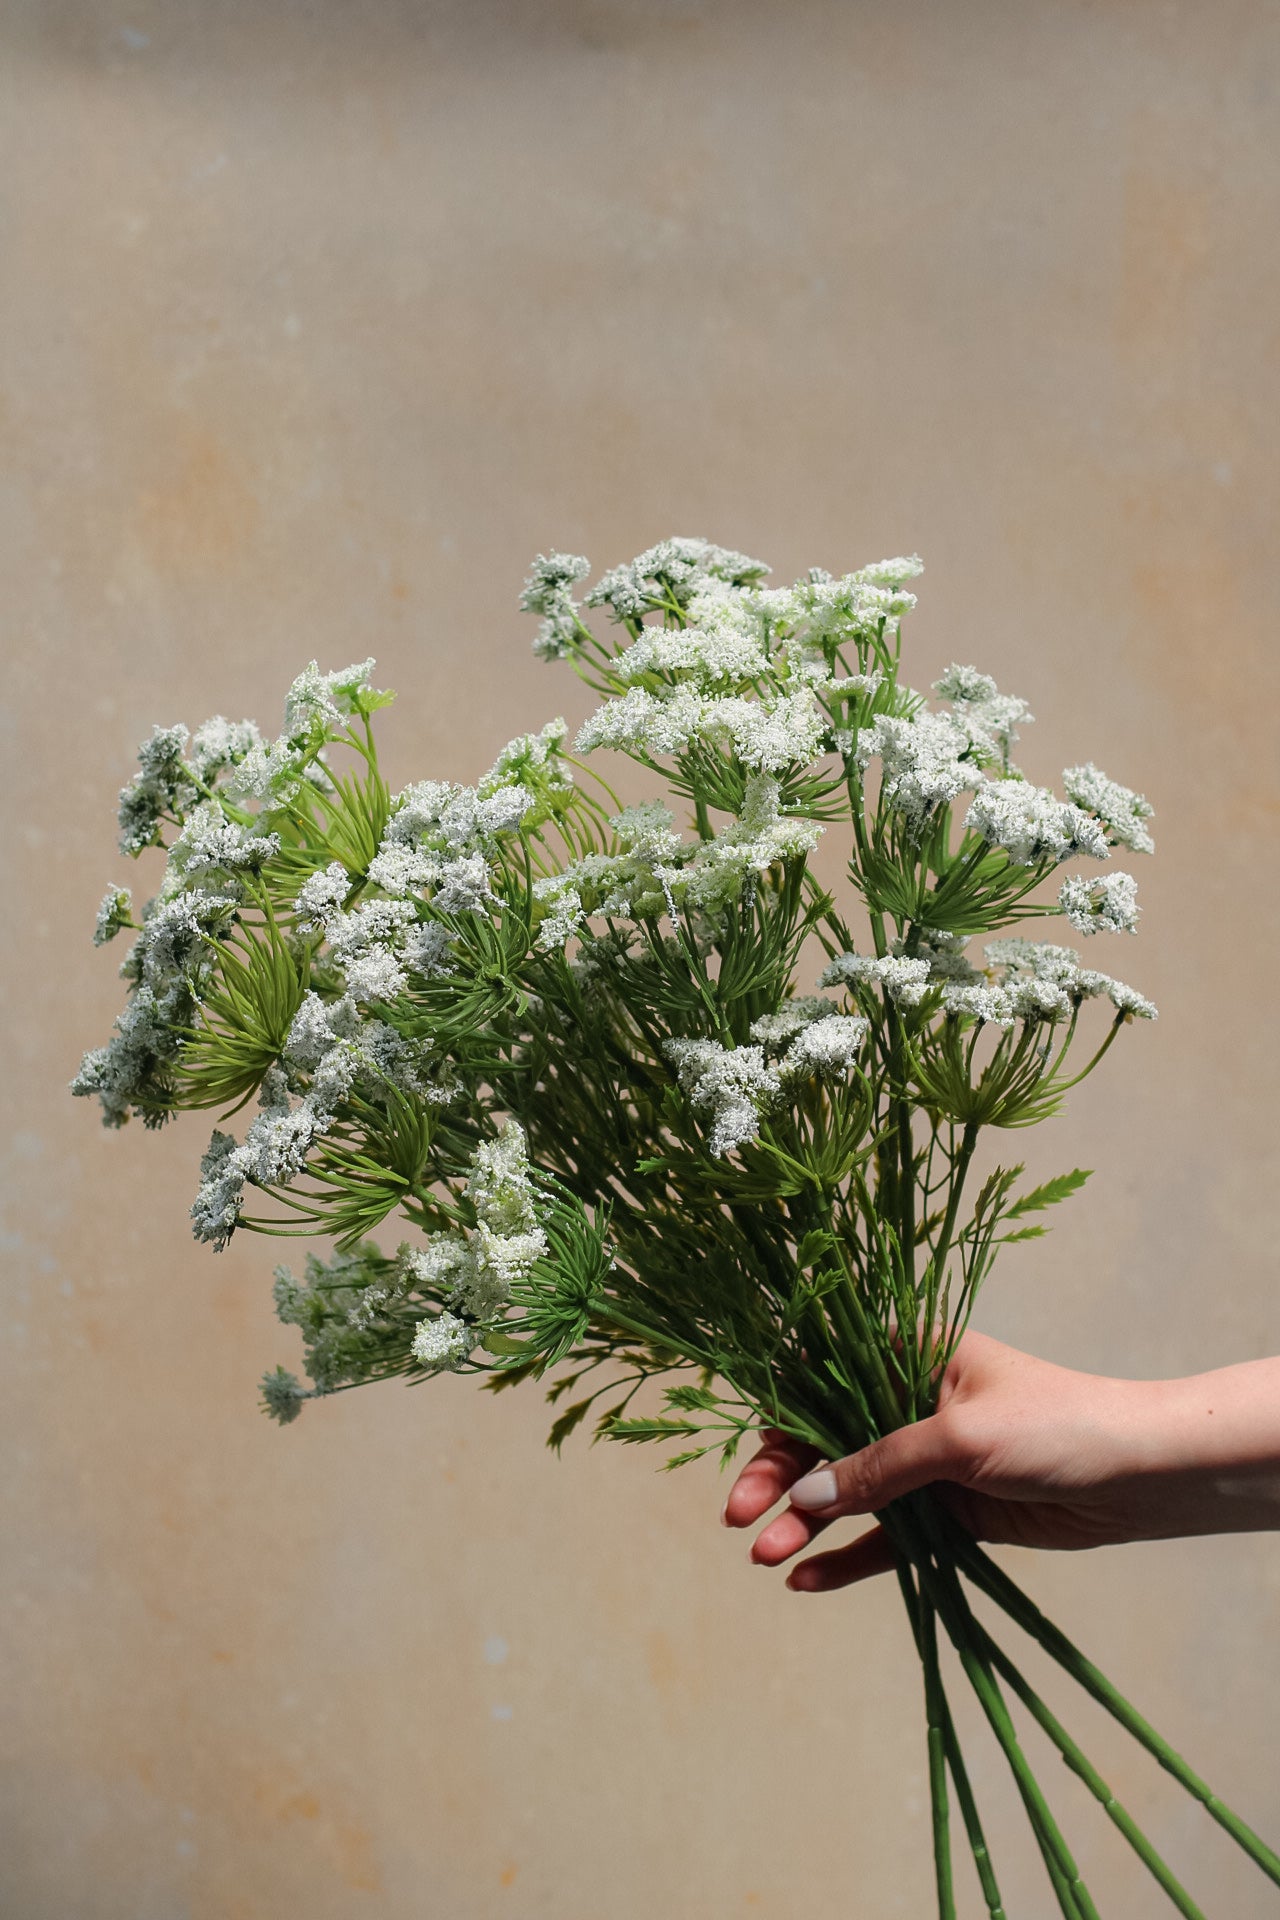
[720,1500,731,1527]
[790,1468,838,1510]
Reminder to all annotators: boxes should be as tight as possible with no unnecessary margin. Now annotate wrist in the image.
[1111,1362,1280,1537]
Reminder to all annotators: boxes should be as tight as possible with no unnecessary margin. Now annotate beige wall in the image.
[4,1,1279,1913]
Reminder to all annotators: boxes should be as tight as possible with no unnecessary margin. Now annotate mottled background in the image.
[3,1,1279,1914]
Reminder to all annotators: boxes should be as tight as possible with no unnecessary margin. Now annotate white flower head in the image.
[586,538,769,622]
[749,997,839,1051]
[403,920,456,978]
[343,946,408,1004]
[366,843,438,897]
[190,716,263,782]
[778,1013,870,1080]
[1063,763,1155,855]
[481,718,573,799]
[469,1121,540,1241]
[984,938,1157,1020]
[136,888,237,989]
[533,878,586,950]
[934,664,1034,764]
[224,735,309,806]
[117,724,200,854]
[940,983,1017,1028]
[93,886,133,947]
[293,862,352,931]
[663,1037,782,1157]
[165,805,280,887]
[1059,871,1140,936]
[432,852,495,916]
[855,712,982,832]
[818,952,932,1007]
[329,898,417,962]
[284,658,378,739]
[576,684,708,760]
[260,1366,308,1425]
[965,779,1109,866]
[410,1310,474,1372]
[521,554,591,659]
[703,690,828,773]
[190,1129,249,1248]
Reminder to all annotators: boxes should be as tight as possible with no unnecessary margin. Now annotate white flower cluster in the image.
[189,989,449,1248]
[224,659,383,804]
[965,779,1109,866]
[615,583,772,687]
[664,1038,783,1156]
[363,724,571,913]
[409,1311,474,1372]
[291,732,570,1002]
[854,712,983,832]
[367,786,521,903]
[752,557,923,671]
[533,776,822,948]
[895,928,985,987]
[74,883,239,1126]
[117,724,201,855]
[934,664,1034,766]
[819,951,934,1006]
[577,683,827,775]
[126,887,238,990]
[1059,871,1140,936]
[938,939,1157,1027]
[520,553,591,661]
[162,804,281,894]
[481,718,574,802]
[71,980,186,1127]
[583,538,769,623]
[285,988,441,1107]
[93,886,132,948]
[283,658,377,741]
[190,1067,325,1250]
[189,716,262,782]
[328,898,420,1002]
[408,1122,547,1370]
[666,1005,870,1157]
[1063,763,1155,854]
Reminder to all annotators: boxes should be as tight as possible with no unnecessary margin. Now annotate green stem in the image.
[887,1510,1099,1920]
[960,1603,1207,1920]
[897,1569,1006,1919]
[954,1534,1280,1887]
[918,1588,957,1918]
[934,1584,1098,1919]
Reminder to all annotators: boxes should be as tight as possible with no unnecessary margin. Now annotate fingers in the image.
[722,1428,819,1529]
[787,1414,966,1520]
[748,1502,831,1566]
[786,1524,899,1592]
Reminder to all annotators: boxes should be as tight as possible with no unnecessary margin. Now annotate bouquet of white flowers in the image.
[74,538,1276,1917]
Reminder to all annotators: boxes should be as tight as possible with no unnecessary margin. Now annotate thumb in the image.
[788,1415,963,1517]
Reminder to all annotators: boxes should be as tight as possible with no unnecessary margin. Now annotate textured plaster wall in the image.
[3,2,1279,1915]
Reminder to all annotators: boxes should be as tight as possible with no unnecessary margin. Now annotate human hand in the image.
[721,1330,1280,1591]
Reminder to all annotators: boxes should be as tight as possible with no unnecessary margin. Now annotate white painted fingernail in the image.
[790,1468,838,1510]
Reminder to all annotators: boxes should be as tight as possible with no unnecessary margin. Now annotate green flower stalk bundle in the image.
[75,539,1276,1916]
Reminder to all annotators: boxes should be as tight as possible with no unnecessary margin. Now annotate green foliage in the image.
[76,550,1153,1471]
[173,905,309,1113]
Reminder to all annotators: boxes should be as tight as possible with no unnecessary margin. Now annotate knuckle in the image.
[841,1446,884,1509]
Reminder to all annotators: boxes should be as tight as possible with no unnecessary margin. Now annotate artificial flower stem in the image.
[959,1599,1208,1920]
[954,1535,1280,1886]
[896,1566,1007,1920]
[918,1588,957,1918]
